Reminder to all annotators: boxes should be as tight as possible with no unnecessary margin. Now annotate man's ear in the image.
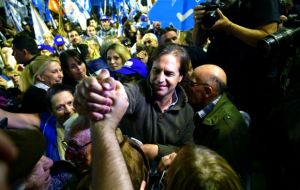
[204,86,213,97]
[178,75,183,83]
[23,49,30,59]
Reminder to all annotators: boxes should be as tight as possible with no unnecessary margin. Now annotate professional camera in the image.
[200,0,225,28]
[257,27,300,94]
[257,27,300,57]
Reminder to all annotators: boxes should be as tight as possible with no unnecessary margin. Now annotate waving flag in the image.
[48,0,62,14]
[62,0,90,30]
[30,3,52,44]
[3,0,24,32]
[78,0,92,13]
[32,0,44,18]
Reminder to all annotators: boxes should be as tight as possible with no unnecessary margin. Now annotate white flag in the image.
[30,3,52,44]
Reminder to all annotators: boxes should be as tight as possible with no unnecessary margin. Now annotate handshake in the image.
[74,69,129,124]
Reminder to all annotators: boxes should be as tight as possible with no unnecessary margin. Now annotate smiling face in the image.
[150,53,183,101]
[37,61,63,86]
[106,49,123,70]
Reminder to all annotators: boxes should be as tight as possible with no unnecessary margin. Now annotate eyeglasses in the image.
[188,82,208,87]
[181,78,208,87]
[62,140,91,153]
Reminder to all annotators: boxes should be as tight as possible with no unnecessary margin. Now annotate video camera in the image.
[200,0,225,28]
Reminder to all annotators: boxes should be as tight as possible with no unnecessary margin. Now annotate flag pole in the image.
[58,0,66,37]
[104,0,107,15]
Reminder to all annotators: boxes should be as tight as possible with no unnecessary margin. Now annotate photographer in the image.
[193,0,279,127]
[193,0,280,189]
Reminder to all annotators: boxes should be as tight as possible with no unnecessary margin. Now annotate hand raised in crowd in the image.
[74,69,128,122]
[212,9,232,32]
[193,4,206,24]
[74,69,114,121]
[95,78,129,128]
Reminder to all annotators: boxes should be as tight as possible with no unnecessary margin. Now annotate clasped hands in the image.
[74,69,129,126]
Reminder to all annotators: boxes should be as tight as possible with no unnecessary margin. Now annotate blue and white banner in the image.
[148,0,206,31]
[3,0,24,32]
[62,0,90,30]
[78,0,92,13]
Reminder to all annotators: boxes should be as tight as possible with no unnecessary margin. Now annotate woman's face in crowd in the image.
[106,49,123,71]
[66,57,87,81]
[137,50,149,64]
[38,61,63,86]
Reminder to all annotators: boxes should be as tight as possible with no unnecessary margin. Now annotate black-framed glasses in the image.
[62,140,91,152]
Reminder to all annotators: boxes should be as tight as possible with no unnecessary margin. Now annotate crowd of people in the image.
[0,0,299,189]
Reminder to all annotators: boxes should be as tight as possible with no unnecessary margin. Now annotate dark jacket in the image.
[21,85,47,113]
[120,79,195,158]
[193,93,249,175]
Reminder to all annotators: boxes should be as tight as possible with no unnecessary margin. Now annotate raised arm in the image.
[91,79,132,190]
[74,69,116,121]
[193,5,278,47]
[212,9,278,47]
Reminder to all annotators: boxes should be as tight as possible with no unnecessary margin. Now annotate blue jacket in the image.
[40,112,60,161]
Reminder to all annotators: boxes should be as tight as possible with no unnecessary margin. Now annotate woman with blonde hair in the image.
[142,33,158,48]
[85,38,101,61]
[20,55,63,113]
[104,43,131,71]
[165,145,243,190]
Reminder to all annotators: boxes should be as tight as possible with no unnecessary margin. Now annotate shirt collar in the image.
[34,82,50,91]
[196,95,222,120]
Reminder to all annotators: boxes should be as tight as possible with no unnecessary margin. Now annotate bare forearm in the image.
[226,22,278,47]
[0,109,40,129]
[91,122,133,190]
[141,144,158,160]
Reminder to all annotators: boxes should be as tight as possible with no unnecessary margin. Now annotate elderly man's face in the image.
[184,74,208,108]
[64,129,91,172]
